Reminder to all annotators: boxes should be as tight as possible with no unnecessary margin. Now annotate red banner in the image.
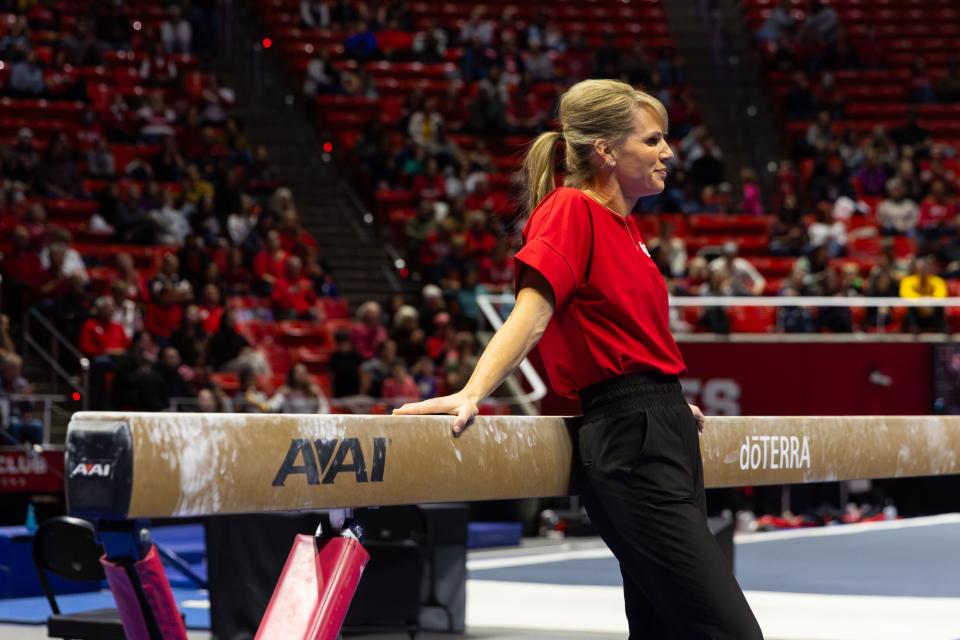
[0,448,64,493]
[536,342,932,416]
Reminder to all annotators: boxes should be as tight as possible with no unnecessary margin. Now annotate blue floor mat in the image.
[0,588,211,630]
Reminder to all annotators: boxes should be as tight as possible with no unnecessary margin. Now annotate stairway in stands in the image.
[662,0,784,200]
[214,2,399,310]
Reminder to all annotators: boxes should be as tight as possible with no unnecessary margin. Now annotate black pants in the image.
[577,374,763,640]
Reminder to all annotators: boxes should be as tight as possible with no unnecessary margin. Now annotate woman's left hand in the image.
[689,404,705,433]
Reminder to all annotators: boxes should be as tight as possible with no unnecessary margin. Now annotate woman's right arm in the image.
[393,266,555,434]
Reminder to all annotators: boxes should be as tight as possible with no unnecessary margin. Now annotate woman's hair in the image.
[520,79,668,214]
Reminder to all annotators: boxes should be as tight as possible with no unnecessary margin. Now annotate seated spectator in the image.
[160,5,192,54]
[196,387,232,412]
[86,138,116,178]
[813,266,857,333]
[139,41,178,86]
[863,266,900,329]
[271,256,318,319]
[207,309,271,375]
[412,158,446,201]
[782,71,818,121]
[2,226,43,315]
[918,179,957,241]
[0,353,42,444]
[779,266,815,333]
[360,339,398,397]
[877,178,919,236]
[935,61,960,103]
[274,363,330,414]
[647,222,688,278]
[351,301,388,360]
[463,210,497,260]
[111,333,170,411]
[39,239,89,300]
[756,0,796,43]
[459,7,494,47]
[810,156,855,205]
[136,93,177,141]
[144,283,189,344]
[37,134,81,197]
[466,82,507,135]
[900,256,947,333]
[478,238,515,293]
[381,360,419,405]
[409,99,445,148]
[806,110,836,152]
[907,58,937,105]
[411,356,437,399]
[525,42,555,82]
[110,280,142,339]
[301,0,331,28]
[797,0,839,48]
[329,329,362,398]
[344,20,379,61]
[81,297,133,409]
[198,284,225,335]
[171,305,209,369]
[200,76,236,125]
[253,230,290,294]
[8,49,45,97]
[709,242,766,296]
[303,48,342,98]
[150,189,192,246]
[807,203,847,258]
[854,148,888,197]
[154,346,193,402]
[740,168,764,216]
[688,138,725,192]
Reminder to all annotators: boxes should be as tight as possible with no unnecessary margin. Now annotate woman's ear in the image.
[592,139,614,167]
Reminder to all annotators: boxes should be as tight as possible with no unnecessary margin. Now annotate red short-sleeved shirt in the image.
[514,187,686,398]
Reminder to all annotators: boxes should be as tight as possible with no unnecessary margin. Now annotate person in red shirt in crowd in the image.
[412,158,446,201]
[395,80,760,639]
[277,210,318,255]
[81,296,133,410]
[144,283,189,343]
[80,297,130,358]
[463,174,508,215]
[2,226,43,315]
[271,256,318,319]
[477,237,515,293]
[198,283,226,335]
[253,229,290,294]
[918,179,958,244]
[115,252,150,303]
[349,300,388,360]
[462,210,498,259]
[380,360,420,406]
[223,247,253,295]
[37,243,75,301]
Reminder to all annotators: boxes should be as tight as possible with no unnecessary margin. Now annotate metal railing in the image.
[22,308,90,409]
[670,295,959,334]
[0,393,70,444]
[476,293,549,407]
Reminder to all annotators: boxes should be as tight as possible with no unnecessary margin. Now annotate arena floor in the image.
[2,514,958,640]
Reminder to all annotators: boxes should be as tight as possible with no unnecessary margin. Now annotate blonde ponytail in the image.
[521,130,563,216]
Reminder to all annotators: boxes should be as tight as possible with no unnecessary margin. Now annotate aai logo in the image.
[70,462,112,478]
[272,438,387,486]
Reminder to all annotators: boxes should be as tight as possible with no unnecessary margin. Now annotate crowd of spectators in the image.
[0,2,506,434]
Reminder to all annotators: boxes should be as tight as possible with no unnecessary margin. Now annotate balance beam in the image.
[65,412,960,520]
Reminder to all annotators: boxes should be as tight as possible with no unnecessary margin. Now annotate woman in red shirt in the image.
[396,79,761,638]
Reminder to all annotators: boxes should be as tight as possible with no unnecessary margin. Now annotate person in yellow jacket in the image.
[900,256,948,332]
